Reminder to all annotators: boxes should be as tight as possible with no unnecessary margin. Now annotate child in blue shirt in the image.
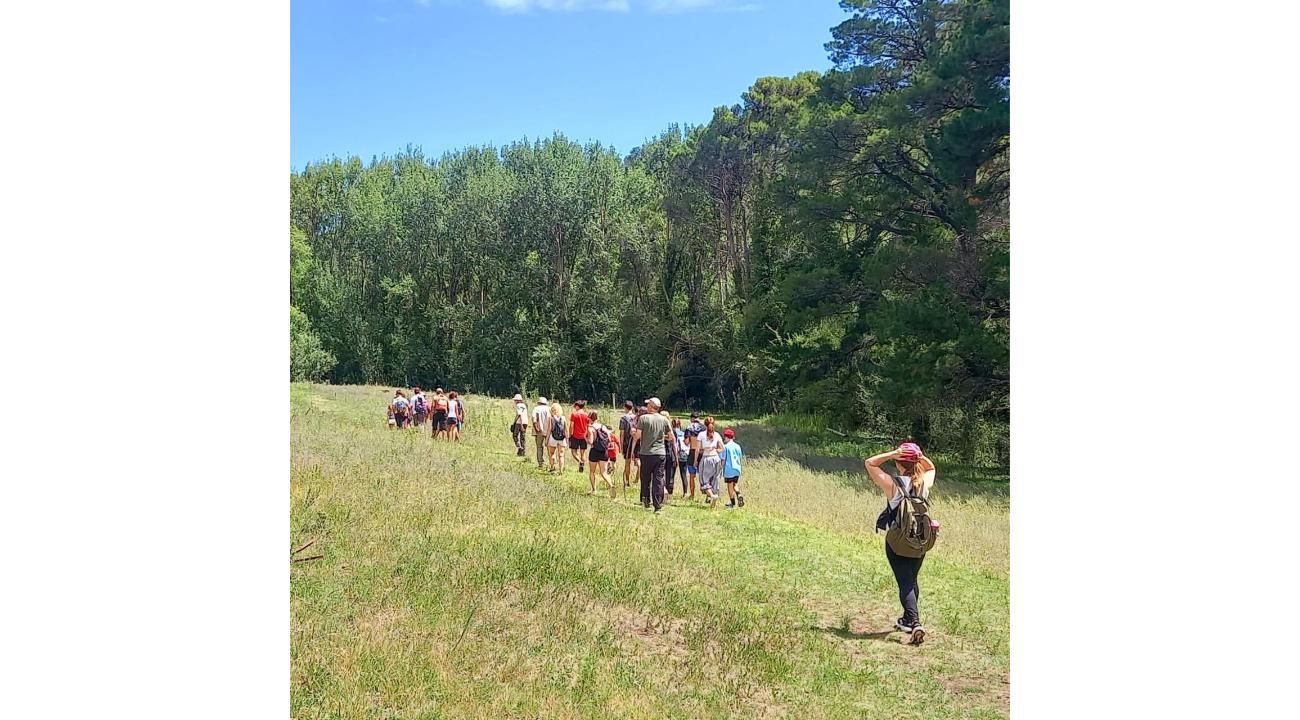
[722,428,744,508]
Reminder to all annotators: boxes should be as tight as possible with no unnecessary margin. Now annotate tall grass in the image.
[292,384,1009,719]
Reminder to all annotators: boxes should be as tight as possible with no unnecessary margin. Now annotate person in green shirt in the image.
[632,397,671,513]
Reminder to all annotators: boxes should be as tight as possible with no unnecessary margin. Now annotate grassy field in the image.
[291,384,1010,719]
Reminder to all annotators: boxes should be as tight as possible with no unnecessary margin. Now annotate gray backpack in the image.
[885,477,937,558]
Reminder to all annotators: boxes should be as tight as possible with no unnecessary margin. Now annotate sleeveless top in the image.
[698,431,724,456]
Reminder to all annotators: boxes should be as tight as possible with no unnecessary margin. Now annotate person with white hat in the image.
[530,396,550,469]
[511,393,528,456]
[631,397,670,513]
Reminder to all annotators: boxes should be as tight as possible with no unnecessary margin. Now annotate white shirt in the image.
[532,404,549,433]
[697,431,724,456]
[447,399,460,417]
[515,402,528,424]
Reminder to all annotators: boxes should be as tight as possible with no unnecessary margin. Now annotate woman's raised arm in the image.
[864,450,901,497]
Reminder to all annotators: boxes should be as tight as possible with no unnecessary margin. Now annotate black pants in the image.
[511,423,527,453]
[885,543,925,625]
[664,453,678,494]
[667,456,689,494]
[638,454,666,510]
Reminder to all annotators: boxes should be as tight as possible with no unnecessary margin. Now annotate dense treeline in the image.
[290,0,1009,461]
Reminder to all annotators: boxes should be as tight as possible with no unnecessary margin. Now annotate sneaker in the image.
[895,617,915,633]
[517,449,525,456]
[909,625,926,645]
[578,464,584,473]
[737,494,745,508]
[653,508,662,515]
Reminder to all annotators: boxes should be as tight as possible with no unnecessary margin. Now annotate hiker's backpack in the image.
[550,417,566,441]
[885,476,938,558]
[413,395,427,413]
[434,396,449,412]
[592,426,610,455]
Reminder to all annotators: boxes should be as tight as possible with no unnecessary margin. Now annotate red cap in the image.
[897,442,922,462]
[723,428,735,439]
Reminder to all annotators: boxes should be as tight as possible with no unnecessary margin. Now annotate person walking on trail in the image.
[606,426,619,476]
[531,397,550,469]
[668,418,691,497]
[660,411,678,496]
[586,410,615,497]
[684,411,705,494]
[411,387,428,429]
[390,390,412,430]
[694,417,725,507]
[632,397,671,513]
[568,400,590,473]
[721,428,745,509]
[446,391,465,442]
[511,394,528,456]
[618,401,638,489]
[864,441,937,645]
[546,402,568,473]
[430,388,450,439]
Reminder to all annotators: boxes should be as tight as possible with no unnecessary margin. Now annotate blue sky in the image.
[291,0,849,169]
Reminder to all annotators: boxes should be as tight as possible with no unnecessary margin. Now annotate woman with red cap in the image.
[864,441,937,644]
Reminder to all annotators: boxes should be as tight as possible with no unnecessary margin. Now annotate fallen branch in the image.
[292,555,324,563]
[292,537,319,555]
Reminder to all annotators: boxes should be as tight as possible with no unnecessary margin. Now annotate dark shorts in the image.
[570,438,588,450]
[432,410,448,430]
[414,411,427,425]
[395,413,409,428]
[588,448,605,463]
[725,476,740,484]
[621,438,633,457]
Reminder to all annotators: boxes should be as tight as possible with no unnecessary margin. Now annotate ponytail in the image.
[897,460,923,496]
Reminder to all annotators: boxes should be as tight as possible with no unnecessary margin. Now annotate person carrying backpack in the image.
[586,410,615,498]
[684,411,705,494]
[411,387,428,429]
[390,390,411,429]
[546,402,568,473]
[430,388,450,439]
[618,401,638,489]
[511,394,528,457]
[864,441,938,645]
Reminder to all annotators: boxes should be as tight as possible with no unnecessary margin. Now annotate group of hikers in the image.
[386,387,466,441]
[382,387,938,645]
[511,395,746,512]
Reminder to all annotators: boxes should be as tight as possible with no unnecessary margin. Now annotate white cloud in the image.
[476,0,753,12]
[649,0,753,12]
[482,0,629,11]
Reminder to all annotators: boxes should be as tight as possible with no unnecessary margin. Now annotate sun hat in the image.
[645,397,661,408]
[723,428,735,439]
[896,442,922,462]
[512,393,523,402]
[539,396,548,404]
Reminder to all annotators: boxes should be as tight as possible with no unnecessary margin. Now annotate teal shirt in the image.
[722,440,743,477]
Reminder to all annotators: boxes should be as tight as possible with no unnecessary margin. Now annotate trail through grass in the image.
[291,384,1009,719]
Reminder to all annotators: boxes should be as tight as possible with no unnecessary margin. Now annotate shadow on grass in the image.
[818,626,897,642]
[721,420,1009,503]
